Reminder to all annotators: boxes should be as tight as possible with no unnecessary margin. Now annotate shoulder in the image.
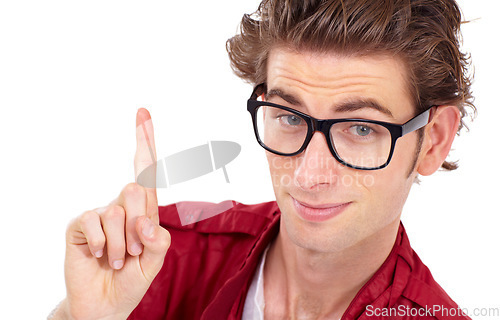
[356,224,470,319]
[394,225,471,319]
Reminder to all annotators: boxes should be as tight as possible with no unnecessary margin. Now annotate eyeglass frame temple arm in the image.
[401,107,435,136]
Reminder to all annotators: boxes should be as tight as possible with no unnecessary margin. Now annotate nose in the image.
[293,131,342,191]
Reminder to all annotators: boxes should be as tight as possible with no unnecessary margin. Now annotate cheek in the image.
[266,153,297,192]
[362,142,417,215]
[391,134,422,174]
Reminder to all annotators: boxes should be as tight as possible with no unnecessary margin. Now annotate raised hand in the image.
[54,108,171,320]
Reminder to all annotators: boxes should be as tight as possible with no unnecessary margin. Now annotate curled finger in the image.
[79,210,106,258]
[101,205,127,270]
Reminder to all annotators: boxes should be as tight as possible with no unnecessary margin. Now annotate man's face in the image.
[266,48,421,252]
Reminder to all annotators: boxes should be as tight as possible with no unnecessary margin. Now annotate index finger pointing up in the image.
[135,108,158,219]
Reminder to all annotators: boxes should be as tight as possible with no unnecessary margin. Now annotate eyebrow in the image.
[266,89,301,106]
[336,100,394,118]
[266,87,394,118]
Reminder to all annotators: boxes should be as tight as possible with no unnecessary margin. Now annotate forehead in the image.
[266,47,415,120]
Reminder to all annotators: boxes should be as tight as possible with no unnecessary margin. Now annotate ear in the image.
[417,106,461,176]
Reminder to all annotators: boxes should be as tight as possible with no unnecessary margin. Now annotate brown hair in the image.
[226,0,475,170]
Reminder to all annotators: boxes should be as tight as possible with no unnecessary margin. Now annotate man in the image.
[51,0,474,319]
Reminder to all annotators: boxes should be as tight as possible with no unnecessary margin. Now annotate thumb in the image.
[135,216,171,282]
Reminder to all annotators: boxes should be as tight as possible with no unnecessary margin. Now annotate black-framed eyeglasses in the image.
[247,83,434,170]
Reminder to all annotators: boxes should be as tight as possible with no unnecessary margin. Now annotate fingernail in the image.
[113,260,124,270]
[142,217,155,238]
[130,242,143,255]
[95,249,103,258]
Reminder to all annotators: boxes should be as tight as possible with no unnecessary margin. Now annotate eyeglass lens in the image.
[255,105,393,168]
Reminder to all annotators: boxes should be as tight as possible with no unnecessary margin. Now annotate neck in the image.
[264,219,400,319]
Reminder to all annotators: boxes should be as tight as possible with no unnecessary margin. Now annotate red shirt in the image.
[128,201,470,320]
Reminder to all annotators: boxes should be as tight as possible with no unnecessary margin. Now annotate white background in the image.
[0,0,498,319]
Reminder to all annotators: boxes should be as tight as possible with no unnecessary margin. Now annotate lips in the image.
[292,197,351,222]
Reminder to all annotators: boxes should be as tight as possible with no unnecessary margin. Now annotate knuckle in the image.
[158,229,172,250]
[88,238,104,249]
[66,217,78,236]
[79,210,96,225]
[123,182,146,199]
[103,205,125,220]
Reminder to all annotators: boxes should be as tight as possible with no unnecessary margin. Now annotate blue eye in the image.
[284,115,302,126]
[278,114,303,126]
[355,125,372,136]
